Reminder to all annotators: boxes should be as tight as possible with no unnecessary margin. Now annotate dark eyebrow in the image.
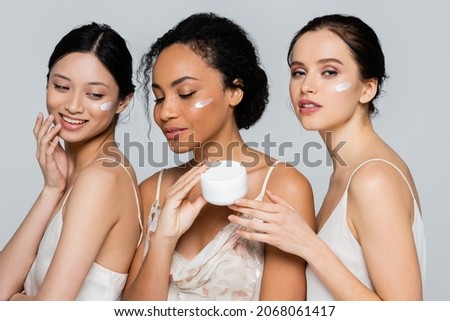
[317,58,344,65]
[152,76,199,89]
[51,73,70,81]
[87,81,110,88]
[289,61,304,68]
[51,73,109,88]
[289,58,344,68]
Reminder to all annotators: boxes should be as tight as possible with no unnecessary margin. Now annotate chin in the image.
[298,120,320,131]
[168,142,192,155]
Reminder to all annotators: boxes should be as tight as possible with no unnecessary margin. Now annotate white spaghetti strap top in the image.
[154,167,165,205]
[306,158,426,300]
[23,158,142,300]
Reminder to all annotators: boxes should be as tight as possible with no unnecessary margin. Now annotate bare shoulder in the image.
[74,160,131,193]
[66,160,138,216]
[139,165,192,221]
[348,160,415,224]
[265,162,315,224]
[139,167,183,202]
[62,160,134,228]
[349,160,412,198]
[266,162,312,195]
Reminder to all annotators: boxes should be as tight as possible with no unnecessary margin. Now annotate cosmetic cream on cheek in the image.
[194,97,213,109]
[99,102,113,111]
[335,81,351,93]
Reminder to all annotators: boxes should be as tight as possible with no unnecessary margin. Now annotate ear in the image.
[359,78,378,105]
[228,78,244,107]
[116,93,133,114]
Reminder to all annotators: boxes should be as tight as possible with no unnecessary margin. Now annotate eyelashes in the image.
[52,84,105,100]
[323,69,338,77]
[291,69,338,78]
[179,91,196,99]
[88,93,105,99]
[54,84,69,91]
[154,91,197,104]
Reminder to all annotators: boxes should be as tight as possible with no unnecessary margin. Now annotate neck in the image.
[194,135,246,163]
[65,126,117,173]
[188,118,249,163]
[319,114,378,173]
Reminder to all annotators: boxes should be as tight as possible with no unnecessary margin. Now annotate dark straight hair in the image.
[288,14,386,115]
[47,22,135,100]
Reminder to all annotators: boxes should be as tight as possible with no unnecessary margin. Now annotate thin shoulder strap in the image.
[95,158,144,244]
[346,158,416,199]
[142,169,166,257]
[60,185,75,212]
[154,169,165,204]
[255,161,282,200]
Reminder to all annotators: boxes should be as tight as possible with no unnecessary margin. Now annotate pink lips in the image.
[163,127,187,140]
[298,98,322,114]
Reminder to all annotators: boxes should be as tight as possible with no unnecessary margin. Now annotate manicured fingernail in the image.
[203,158,215,167]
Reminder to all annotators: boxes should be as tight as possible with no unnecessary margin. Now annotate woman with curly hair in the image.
[123,12,315,301]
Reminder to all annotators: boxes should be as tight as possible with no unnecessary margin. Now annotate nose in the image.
[301,74,317,95]
[64,93,84,114]
[157,97,179,122]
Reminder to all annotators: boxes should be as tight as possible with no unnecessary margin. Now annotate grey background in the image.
[0,0,448,300]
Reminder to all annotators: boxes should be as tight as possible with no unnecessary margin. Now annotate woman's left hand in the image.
[228,190,317,258]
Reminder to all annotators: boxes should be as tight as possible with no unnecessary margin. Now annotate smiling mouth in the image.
[61,114,88,125]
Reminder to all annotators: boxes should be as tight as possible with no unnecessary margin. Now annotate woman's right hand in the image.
[228,190,317,259]
[33,113,68,193]
[155,163,208,242]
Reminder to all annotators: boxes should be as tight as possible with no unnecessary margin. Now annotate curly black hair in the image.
[138,12,269,130]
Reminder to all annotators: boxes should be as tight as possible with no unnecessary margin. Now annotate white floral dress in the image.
[143,162,280,300]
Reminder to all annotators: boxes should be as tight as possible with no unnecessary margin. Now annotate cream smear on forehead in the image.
[335,81,351,93]
[194,97,213,109]
[99,102,113,111]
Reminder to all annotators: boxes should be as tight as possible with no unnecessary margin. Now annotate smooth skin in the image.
[0,53,140,300]
[123,44,315,301]
[229,29,423,300]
